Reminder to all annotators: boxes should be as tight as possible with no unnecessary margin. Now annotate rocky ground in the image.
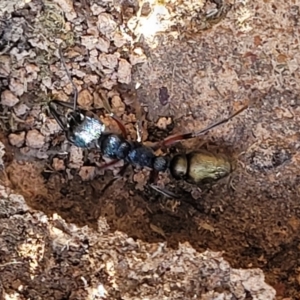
[0,0,299,299]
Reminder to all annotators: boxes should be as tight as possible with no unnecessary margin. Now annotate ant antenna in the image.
[58,44,78,111]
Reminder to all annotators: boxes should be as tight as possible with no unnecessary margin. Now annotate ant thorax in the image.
[67,113,106,148]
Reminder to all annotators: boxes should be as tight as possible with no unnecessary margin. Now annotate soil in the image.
[0,0,299,299]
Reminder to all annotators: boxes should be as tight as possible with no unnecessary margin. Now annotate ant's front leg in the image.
[151,105,248,150]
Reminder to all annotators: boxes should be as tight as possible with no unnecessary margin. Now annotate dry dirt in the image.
[0,0,299,299]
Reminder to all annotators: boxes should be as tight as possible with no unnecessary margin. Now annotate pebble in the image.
[111,95,125,116]
[99,53,119,69]
[156,117,172,130]
[117,59,132,84]
[90,4,105,15]
[13,103,30,116]
[53,0,76,20]
[79,166,96,181]
[78,89,93,109]
[97,13,117,38]
[96,37,110,53]
[68,146,83,169]
[113,32,127,48]
[52,158,66,171]
[1,90,19,107]
[26,130,45,148]
[8,132,26,147]
[9,78,25,96]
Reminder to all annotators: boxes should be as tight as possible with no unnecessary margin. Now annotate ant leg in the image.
[48,101,69,130]
[50,99,75,110]
[152,105,248,150]
[58,44,78,111]
[149,184,180,198]
[96,158,121,170]
[100,92,127,138]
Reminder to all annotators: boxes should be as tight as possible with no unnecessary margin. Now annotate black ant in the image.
[49,45,248,195]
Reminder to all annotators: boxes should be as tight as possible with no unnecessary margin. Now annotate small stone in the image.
[13,103,30,116]
[0,55,11,77]
[156,117,172,130]
[113,32,127,47]
[81,35,98,50]
[117,59,132,84]
[111,95,125,116]
[8,132,26,147]
[1,90,19,107]
[79,166,96,181]
[68,146,83,169]
[78,89,93,109]
[97,13,117,38]
[129,53,147,65]
[26,130,45,149]
[84,75,99,85]
[93,91,104,109]
[52,158,65,171]
[9,78,24,96]
[95,37,110,53]
[72,68,86,78]
[99,53,119,70]
[53,0,76,20]
[25,63,40,74]
[101,78,116,90]
[141,2,151,16]
[90,4,105,15]
[40,118,61,136]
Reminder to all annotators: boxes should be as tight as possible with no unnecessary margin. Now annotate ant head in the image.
[66,110,85,128]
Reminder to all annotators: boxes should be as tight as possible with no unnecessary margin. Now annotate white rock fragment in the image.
[99,53,119,70]
[113,32,127,47]
[0,55,11,77]
[26,130,45,149]
[25,63,40,75]
[102,78,116,90]
[130,47,147,65]
[97,13,117,38]
[81,35,99,50]
[40,118,61,136]
[8,132,26,147]
[87,21,99,36]
[90,3,105,15]
[42,77,52,89]
[1,90,19,107]
[72,68,86,78]
[10,48,32,61]
[95,37,110,53]
[129,53,147,65]
[52,158,65,171]
[28,38,49,51]
[68,146,84,168]
[9,78,25,96]
[53,0,77,20]
[117,59,132,84]
[84,75,99,85]
[13,103,30,116]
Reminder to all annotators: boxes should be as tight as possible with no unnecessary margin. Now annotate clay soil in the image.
[0,0,299,299]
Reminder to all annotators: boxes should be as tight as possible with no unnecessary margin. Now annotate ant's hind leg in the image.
[151,105,248,150]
